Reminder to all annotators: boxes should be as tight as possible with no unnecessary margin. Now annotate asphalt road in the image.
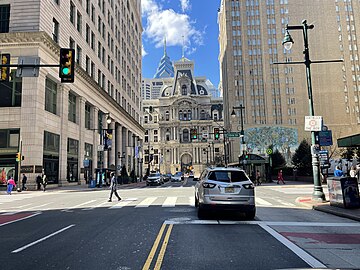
[1,180,359,270]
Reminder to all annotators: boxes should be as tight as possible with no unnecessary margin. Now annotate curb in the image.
[313,205,360,222]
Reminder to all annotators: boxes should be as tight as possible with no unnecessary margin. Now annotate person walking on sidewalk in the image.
[21,174,27,190]
[277,169,285,184]
[7,176,16,194]
[42,173,48,192]
[108,172,121,202]
[255,170,262,186]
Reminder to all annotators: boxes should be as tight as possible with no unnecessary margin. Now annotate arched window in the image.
[166,128,171,141]
[200,110,206,120]
[182,85,187,95]
[165,111,169,121]
[188,109,192,120]
[179,110,183,120]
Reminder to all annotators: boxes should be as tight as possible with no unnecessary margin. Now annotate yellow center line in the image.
[154,224,173,270]
[142,223,167,270]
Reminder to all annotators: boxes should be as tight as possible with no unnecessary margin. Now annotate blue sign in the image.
[319,130,333,146]
[83,159,90,167]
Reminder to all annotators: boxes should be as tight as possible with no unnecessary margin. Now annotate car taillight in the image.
[202,182,216,188]
[243,183,254,189]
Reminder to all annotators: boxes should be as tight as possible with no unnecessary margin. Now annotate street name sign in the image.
[227,132,240,138]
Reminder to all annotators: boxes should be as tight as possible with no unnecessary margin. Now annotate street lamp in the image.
[276,20,342,201]
[231,105,246,169]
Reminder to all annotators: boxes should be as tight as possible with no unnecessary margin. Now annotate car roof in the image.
[207,167,244,172]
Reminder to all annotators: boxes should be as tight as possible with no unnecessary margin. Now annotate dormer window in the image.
[182,85,187,95]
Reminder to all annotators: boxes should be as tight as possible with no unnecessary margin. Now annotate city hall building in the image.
[0,0,144,188]
[142,50,224,175]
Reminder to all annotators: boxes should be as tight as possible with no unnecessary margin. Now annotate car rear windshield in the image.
[207,171,249,183]
[149,173,160,177]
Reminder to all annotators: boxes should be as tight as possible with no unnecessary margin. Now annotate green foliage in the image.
[271,149,286,170]
[292,139,312,175]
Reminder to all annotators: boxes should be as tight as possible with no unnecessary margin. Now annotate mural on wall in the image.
[245,126,298,162]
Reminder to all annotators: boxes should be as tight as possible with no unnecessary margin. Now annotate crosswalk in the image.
[0,195,299,214]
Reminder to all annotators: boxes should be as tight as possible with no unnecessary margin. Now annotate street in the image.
[1,180,359,270]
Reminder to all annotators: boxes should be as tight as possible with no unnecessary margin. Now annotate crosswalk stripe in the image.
[109,200,132,209]
[162,197,177,207]
[256,198,272,206]
[61,200,97,212]
[189,196,195,207]
[135,197,157,208]
[277,199,295,206]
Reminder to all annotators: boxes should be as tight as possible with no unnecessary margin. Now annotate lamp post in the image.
[277,20,342,201]
[231,105,246,169]
[98,113,112,187]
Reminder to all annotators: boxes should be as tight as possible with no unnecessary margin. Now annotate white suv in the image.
[194,167,256,219]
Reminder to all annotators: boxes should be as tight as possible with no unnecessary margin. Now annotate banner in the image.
[103,129,113,150]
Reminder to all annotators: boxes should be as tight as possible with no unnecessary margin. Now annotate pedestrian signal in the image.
[59,48,75,83]
[214,128,220,139]
[1,54,10,81]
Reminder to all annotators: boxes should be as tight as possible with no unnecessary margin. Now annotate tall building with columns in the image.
[142,56,224,175]
[0,0,143,187]
[218,0,360,163]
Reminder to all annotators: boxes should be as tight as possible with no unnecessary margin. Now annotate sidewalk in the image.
[296,197,360,222]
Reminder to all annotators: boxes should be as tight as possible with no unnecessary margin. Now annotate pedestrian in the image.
[42,173,48,192]
[350,166,357,178]
[7,176,16,195]
[21,173,27,190]
[256,170,261,186]
[334,166,344,177]
[250,170,256,184]
[108,172,121,202]
[36,174,42,190]
[277,169,285,184]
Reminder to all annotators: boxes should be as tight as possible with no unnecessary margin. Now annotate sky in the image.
[141,0,221,88]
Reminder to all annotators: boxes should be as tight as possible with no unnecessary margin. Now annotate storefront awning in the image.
[337,133,360,147]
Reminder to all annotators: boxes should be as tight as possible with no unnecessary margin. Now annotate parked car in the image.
[162,173,172,182]
[146,172,164,186]
[171,172,184,182]
[194,167,256,219]
[188,172,194,179]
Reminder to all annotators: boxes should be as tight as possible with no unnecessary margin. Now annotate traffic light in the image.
[245,152,249,160]
[191,129,197,139]
[59,48,75,83]
[0,54,10,81]
[214,128,220,139]
[16,152,21,162]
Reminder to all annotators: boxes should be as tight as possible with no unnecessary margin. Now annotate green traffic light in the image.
[62,67,70,75]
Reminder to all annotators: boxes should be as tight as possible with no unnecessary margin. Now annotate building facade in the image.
[218,0,360,163]
[0,0,143,187]
[142,57,224,176]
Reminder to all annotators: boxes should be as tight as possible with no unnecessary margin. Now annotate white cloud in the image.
[180,0,191,12]
[142,45,148,57]
[141,0,203,55]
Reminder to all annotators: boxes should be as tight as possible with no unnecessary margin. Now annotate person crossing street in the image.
[108,172,121,202]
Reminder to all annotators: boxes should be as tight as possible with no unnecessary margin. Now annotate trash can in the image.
[89,179,96,188]
[327,177,360,208]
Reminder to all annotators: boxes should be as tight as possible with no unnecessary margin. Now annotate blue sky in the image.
[141,0,221,88]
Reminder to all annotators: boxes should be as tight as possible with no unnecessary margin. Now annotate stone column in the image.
[102,113,108,170]
[122,126,128,171]
[115,123,122,175]
[78,97,86,184]
[58,84,69,186]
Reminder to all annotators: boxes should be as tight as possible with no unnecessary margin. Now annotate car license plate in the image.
[225,187,234,193]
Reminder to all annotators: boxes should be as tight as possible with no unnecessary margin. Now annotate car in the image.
[162,173,172,182]
[194,167,256,219]
[188,172,194,179]
[146,172,163,186]
[171,172,183,182]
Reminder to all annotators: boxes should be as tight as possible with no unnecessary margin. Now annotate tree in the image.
[271,149,286,169]
[292,139,312,175]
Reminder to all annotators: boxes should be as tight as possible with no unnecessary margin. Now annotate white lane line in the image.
[109,200,132,209]
[135,197,157,208]
[0,212,41,227]
[162,197,177,207]
[258,223,326,268]
[256,198,272,206]
[61,200,97,212]
[11,224,75,253]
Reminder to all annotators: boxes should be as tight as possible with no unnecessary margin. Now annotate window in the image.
[77,11,82,33]
[0,5,10,33]
[69,37,75,49]
[76,45,82,66]
[68,92,77,123]
[52,18,59,43]
[182,129,190,143]
[85,103,91,129]
[85,24,90,43]
[182,85,187,95]
[91,31,95,50]
[70,2,75,25]
[0,70,22,107]
[45,78,57,114]
[85,55,90,74]
[86,0,90,14]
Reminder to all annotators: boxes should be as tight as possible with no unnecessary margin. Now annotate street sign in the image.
[226,132,240,138]
[97,145,104,151]
[16,56,40,77]
[319,130,333,146]
[266,148,273,155]
[305,116,323,131]
[319,150,330,168]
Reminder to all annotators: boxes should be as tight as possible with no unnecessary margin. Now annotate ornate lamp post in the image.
[231,105,246,169]
[277,20,342,201]
[98,113,112,187]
